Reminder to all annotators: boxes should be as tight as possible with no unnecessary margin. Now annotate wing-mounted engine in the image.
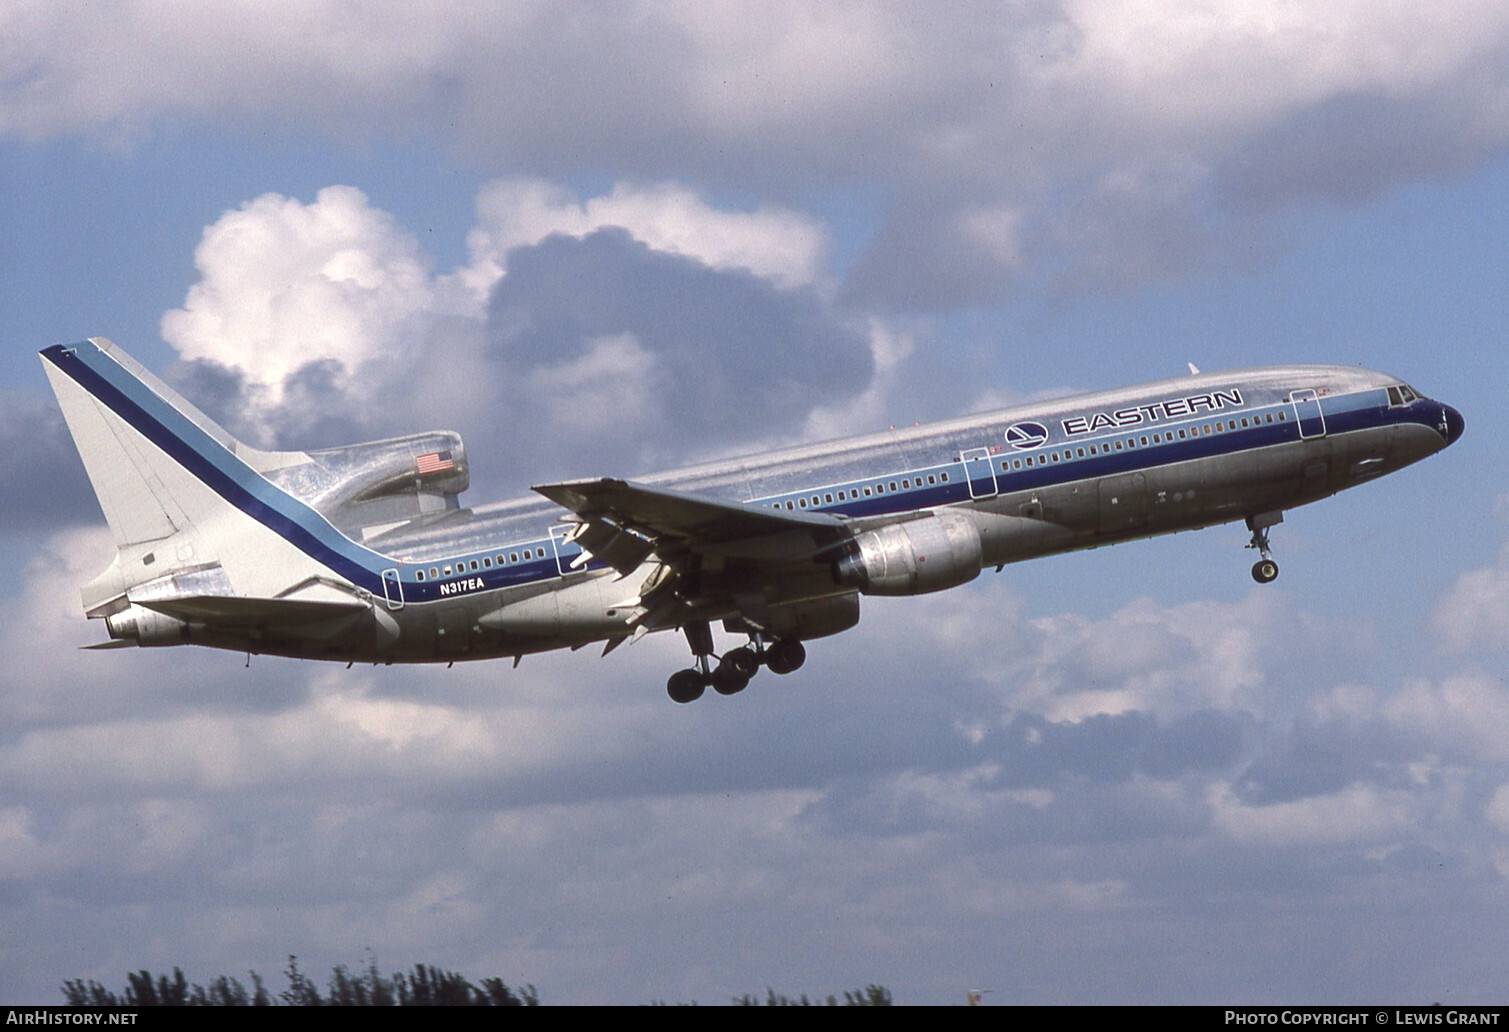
[264,431,469,539]
[729,594,860,642]
[833,509,983,595]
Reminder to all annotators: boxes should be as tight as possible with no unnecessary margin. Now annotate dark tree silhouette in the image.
[733,984,894,1006]
[61,957,537,1007]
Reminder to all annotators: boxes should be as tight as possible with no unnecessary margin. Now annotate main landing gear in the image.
[666,623,807,703]
[1246,511,1283,584]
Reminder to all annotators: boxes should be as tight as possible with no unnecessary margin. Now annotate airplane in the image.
[40,338,1463,703]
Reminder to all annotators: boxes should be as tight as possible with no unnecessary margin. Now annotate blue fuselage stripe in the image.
[45,343,1437,606]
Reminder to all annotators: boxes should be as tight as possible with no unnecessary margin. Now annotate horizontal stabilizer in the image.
[136,594,369,624]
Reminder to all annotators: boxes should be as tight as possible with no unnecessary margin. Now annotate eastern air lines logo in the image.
[1003,421,1050,450]
[1060,388,1243,437]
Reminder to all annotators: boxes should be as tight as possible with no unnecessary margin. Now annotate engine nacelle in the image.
[833,511,983,596]
[762,594,861,641]
[105,604,191,647]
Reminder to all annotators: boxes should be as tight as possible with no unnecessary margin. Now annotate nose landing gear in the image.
[665,624,807,703]
[1246,511,1282,584]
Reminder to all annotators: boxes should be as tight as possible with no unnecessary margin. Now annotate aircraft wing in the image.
[533,477,859,637]
[533,477,850,570]
[535,477,841,540]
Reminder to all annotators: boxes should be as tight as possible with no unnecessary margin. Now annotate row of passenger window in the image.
[413,545,549,582]
[412,408,1298,578]
[1000,410,1287,471]
[770,470,954,511]
[769,409,1290,508]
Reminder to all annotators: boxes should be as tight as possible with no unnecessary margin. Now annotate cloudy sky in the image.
[3,1,1509,1005]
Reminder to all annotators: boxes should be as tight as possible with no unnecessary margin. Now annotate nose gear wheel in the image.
[1245,512,1282,584]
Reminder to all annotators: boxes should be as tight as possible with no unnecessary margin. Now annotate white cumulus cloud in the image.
[1432,539,1509,654]
[461,179,829,301]
[154,178,889,483]
[160,186,436,400]
[13,2,1509,302]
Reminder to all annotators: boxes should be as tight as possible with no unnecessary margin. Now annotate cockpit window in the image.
[1386,384,1420,406]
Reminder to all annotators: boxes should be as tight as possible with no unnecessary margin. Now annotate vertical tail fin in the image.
[41,339,263,548]
[38,339,383,617]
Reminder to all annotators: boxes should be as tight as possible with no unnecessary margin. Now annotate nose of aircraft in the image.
[1439,403,1465,446]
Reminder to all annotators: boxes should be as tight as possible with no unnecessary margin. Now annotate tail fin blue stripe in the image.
[41,342,389,592]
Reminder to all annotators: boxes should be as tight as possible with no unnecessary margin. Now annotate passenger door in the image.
[1290,389,1327,439]
[960,447,999,499]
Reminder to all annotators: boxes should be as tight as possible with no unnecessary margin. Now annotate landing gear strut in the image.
[1246,511,1282,584]
[664,625,807,703]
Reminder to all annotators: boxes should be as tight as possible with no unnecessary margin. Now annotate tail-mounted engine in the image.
[833,510,983,596]
[104,603,190,647]
[264,431,468,538]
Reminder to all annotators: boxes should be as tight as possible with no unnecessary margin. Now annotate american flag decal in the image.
[415,450,455,476]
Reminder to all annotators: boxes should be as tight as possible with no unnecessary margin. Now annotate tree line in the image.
[60,958,893,1006]
[62,957,536,1007]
